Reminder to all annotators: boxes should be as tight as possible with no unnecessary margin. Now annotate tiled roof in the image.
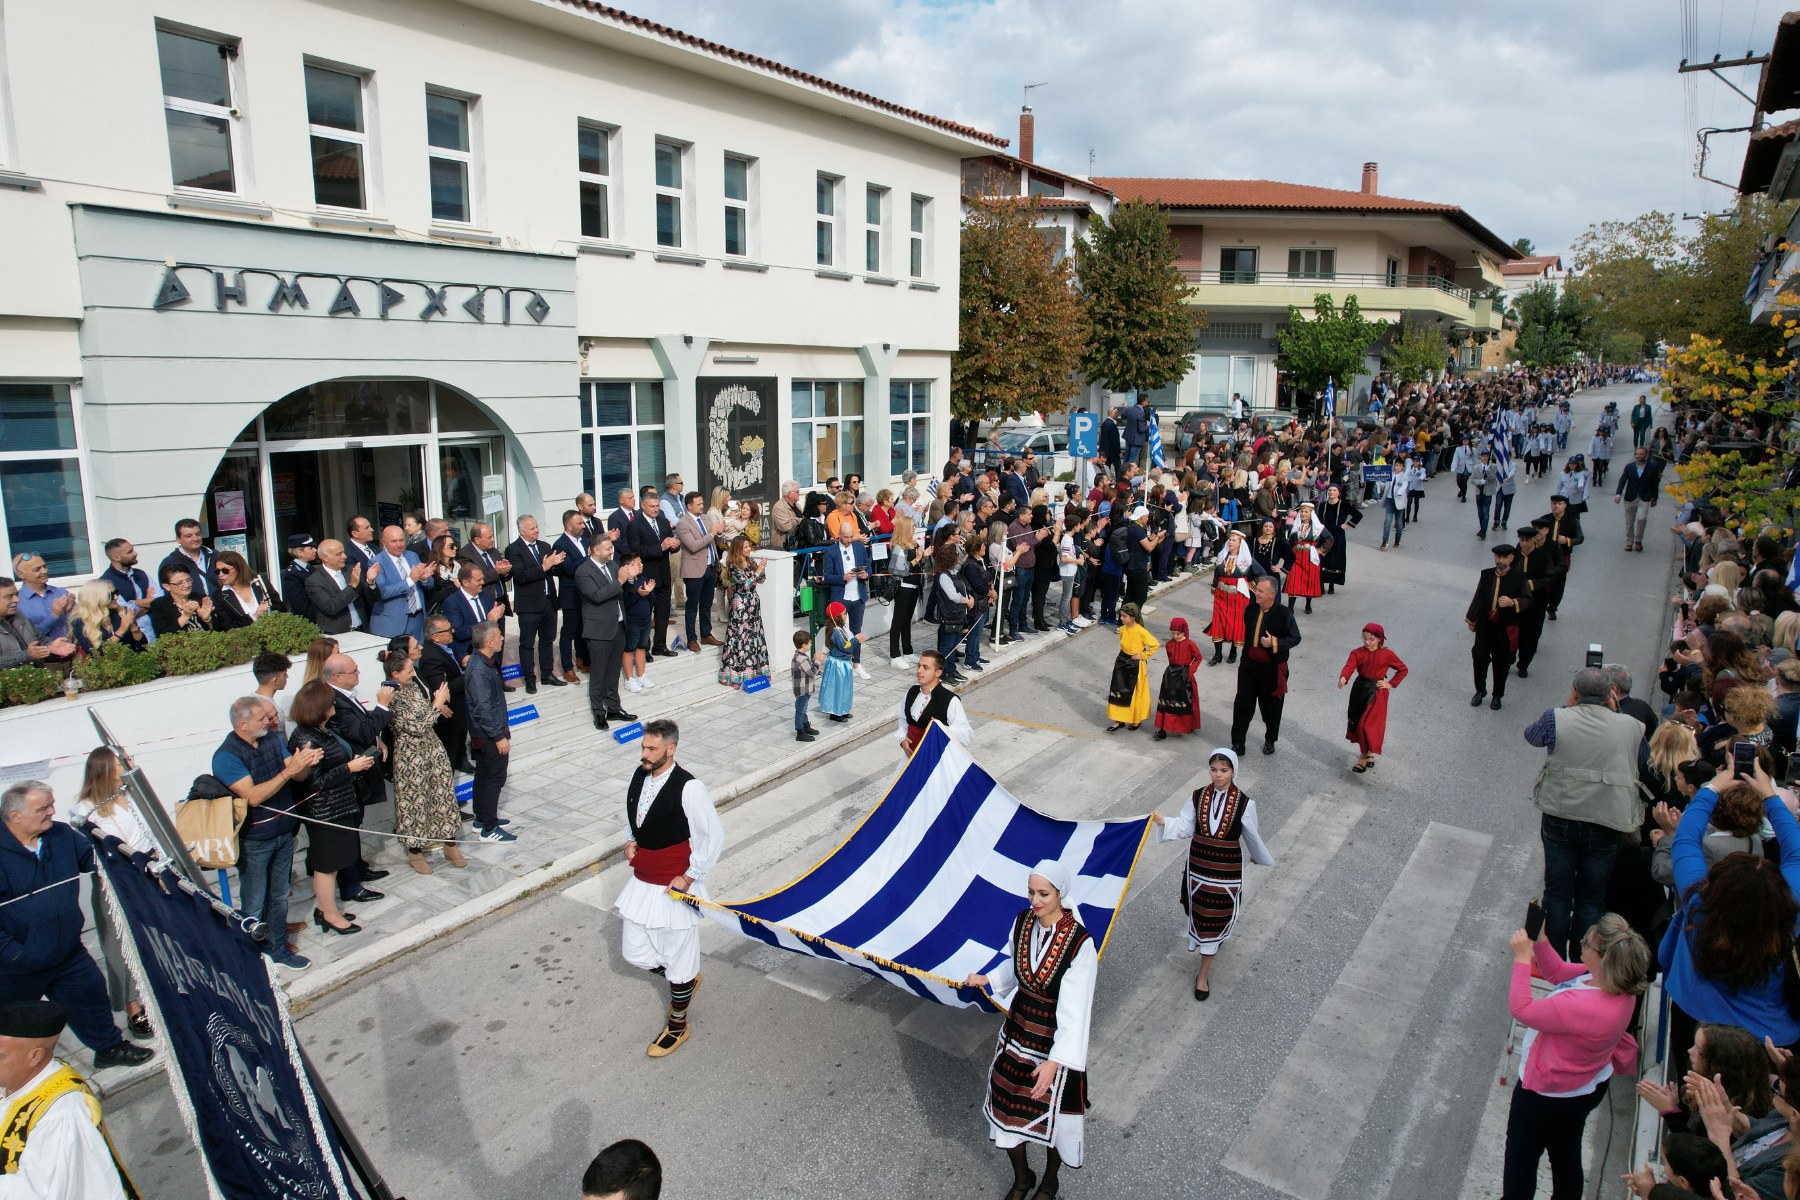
[1739,117,1800,194]
[1094,176,1519,260]
[544,1,1008,149]
[1500,255,1564,275]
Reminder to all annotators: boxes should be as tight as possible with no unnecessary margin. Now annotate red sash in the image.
[903,723,928,754]
[632,840,692,885]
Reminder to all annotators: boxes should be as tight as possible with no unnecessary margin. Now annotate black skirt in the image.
[1345,675,1377,738]
[1107,652,1138,709]
[1158,662,1195,716]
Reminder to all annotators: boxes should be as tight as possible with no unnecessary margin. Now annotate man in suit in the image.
[280,535,317,623]
[554,509,590,684]
[576,493,606,547]
[304,539,370,635]
[823,520,874,677]
[675,491,722,653]
[1001,458,1030,509]
[504,514,567,694]
[575,534,638,731]
[445,564,503,662]
[343,516,378,572]
[627,494,680,657]
[1229,576,1302,756]
[1121,396,1150,468]
[606,487,638,540]
[1613,446,1662,553]
[1098,408,1122,474]
[368,524,433,641]
[322,653,394,901]
[418,614,473,774]
[457,523,514,685]
[1536,494,1585,621]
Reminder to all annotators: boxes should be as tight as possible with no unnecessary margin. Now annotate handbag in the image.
[174,774,247,869]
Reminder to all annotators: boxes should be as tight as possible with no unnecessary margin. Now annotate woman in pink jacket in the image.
[1503,913,1652,1200]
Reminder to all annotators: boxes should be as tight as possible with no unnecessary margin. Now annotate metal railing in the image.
[1180,268,1474,305]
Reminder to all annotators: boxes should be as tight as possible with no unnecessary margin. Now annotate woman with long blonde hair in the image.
[69,579,142,655]
[302,635,339,685]
[71,747,158,1038]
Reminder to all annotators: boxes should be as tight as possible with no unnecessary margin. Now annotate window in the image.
[1386,256,1401,286]
[1219,247,1258,284]
[1287,248,1336,279]
[723,154,753,257]
[888,381,931,476]
[909,195,930,278]
[791,381,863,485]
[304,64,369,211]
[654,139,687,249]
[580,382,666,503]
[1027,173,1064,198]
[425,90,474,223]
[0,384,90,577]
[1195,355,1257,409]
[156,26,241,193]
[1036,225,1069,264]
[577,122,613,240]
[816,173,841,267]
[864,185,887,273]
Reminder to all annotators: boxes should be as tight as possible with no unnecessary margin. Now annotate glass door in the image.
[268,445,425,556]
[438,436,507,544]
[203,450,267,580]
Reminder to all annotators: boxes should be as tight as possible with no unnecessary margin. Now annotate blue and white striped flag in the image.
[1323,378,1336,416]
[692,723,1152,1012]
[1147,404,1166,469]
[1487,406,1513,480]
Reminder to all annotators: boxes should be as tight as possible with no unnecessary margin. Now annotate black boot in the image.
[1226,645,1238,664]
[1209,644,1223,666]
[1304,599,1313,614]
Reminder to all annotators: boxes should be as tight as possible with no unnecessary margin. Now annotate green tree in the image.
[1512,237,1535,255]
[953,190,1089,422]
[1276,293,1388,414]
[1383,322,1450,384]
[1510,281,1590,366]
[1565,210,1682,351]
[1678,196,1794,359]
[1075,198,1198,394]
[1662,334,1800,534]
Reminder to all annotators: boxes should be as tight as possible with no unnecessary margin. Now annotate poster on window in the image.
[697,377,777,524]
[214,490,247,532]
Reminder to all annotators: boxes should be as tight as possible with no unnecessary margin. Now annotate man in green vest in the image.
[1524,667,1648,959]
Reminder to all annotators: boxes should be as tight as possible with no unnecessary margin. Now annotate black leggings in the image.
[889,576,919,657]
[1500,1082,1607,1200]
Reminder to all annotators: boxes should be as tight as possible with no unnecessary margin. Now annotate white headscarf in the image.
[1288,503,1324,540]
[1028,859,1072,899]
[1208,746,1240,774]
[1215,535,1254,574]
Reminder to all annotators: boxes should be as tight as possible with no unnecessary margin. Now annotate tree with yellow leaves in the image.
[1661,331,1800,534]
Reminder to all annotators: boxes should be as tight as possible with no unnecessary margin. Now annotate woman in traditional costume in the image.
[1338,622,1408,773]
[1206,529,1261,666]
[965,860,1097,1200]
[1105,602,1158,732]
[1316,484,1360,595]
[1280,501,1334,616]
[1153,616,1203,741]
[815,601,860,721]
[1153,748,1274,1000]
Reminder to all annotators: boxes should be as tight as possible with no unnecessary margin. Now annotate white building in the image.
[0,0,1001,583]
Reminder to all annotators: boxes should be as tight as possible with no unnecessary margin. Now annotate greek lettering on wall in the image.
[152,265,551,324]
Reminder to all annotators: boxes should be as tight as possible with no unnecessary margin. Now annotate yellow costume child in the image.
[1106,602,1159,731]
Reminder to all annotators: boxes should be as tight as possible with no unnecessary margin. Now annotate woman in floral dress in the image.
[718,535,770,687]
[378,646,466,873]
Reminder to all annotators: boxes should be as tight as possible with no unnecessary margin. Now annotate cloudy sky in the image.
[622,0,1776,256]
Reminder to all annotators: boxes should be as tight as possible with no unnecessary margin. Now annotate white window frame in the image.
[0,9,16,170]
[816,173,843,268]
[303,60,375,213]
[888,380,931,476]
[909,194,930,279]
[577,120,616,241]
[425,87,477,225]
[0,380,95,580]
[156,23,246,196]
[654,137,690,250]
[723,152,755,259]
[582,381,667,501]
[791,380,864,487]
[864,184,888,275]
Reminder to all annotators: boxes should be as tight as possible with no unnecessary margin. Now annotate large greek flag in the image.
[693,723,1152,1012]
[1147,404,1166,470]
[1487,406,1513,480]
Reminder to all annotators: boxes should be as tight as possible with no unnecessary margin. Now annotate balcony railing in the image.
[1179,269,1473,304]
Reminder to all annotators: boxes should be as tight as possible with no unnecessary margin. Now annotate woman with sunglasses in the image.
[211,550,272,632]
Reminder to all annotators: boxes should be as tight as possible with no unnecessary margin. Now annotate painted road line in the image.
[1221,821,1492,1200]
[1097,795,1366,1125]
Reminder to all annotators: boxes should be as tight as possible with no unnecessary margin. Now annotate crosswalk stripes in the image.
[1221,822,1493,1200]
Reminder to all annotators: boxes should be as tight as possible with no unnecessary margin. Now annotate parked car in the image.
[992,424,1070,456]
[1173,409,1232,451]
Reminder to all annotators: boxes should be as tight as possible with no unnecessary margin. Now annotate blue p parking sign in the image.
[1069,412,1098,458]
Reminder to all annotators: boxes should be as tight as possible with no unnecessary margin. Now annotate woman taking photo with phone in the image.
[287,679,378,935]
[1501,914,1650,1200]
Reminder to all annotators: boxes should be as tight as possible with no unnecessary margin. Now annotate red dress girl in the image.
[1338,622,1408,771]
[1154,617,1204,738]
[1281,502,1334,611]
[1206,532,1258,665]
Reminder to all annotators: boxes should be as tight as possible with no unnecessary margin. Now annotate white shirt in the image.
[895,686,974,749]
[0,1060,127,1200]
[838,544,862,602]
[69,794,163,863]
[323,566,361,629]
[1155,790,1275,868]
[614,768,725,932]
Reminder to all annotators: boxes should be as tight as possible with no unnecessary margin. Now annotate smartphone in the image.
[1585,645,1605,669]
[1733,741,1758,779]
[1524,899,1546,942]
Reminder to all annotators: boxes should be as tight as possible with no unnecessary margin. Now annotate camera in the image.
[1585,644,1604,669]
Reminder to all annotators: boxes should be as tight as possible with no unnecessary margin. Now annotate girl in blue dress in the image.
[816,601,865,721]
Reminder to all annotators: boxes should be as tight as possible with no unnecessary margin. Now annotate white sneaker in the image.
[639,677,655,690]
[891,656,912,669]
[1073,617,1094,628]
[626,677,641,693]
[855,666,873,680]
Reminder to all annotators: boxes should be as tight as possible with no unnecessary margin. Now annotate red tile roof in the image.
[545,1,1008,149]
[1094,177,1519,260]
[1500,255,1564,275]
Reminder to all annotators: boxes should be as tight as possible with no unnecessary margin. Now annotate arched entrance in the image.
[200,378,515,579]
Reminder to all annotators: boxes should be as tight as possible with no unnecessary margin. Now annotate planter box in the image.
[0,632,391,820]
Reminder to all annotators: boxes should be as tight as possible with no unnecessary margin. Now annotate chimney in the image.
[1361,161,1378,195]
[1019,106,1035,163]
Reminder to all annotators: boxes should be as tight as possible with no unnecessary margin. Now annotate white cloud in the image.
[616,0,1775,253]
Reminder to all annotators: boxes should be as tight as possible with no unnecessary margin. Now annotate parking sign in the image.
[1069,412,1098,458]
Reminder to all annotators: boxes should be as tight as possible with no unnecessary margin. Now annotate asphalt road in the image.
[109,381,1673,1200]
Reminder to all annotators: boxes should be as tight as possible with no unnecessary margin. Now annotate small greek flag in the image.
[1324,378,1336,416]
[1148,405,1166,470]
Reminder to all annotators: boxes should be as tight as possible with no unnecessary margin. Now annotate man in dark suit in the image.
[418,614,473,774]
[304,539,371,635]
[457,523,514,685]
[444,564,503,662]
[1098,408,1122,475]
[1001,458,1031,509]
[342,515,379,629]
[575,535,638,730]
[1536,494,1585,621]
[280,534,317,623]
[503,514,567,694]
[321,652,394,900]
[554,509,590,684]
[1465,542,1530,711]
[822,522,874,674]
[576,492,606,547]
[606,487,638,540]
[1229,576,1302,756]
[626,494,680,657]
